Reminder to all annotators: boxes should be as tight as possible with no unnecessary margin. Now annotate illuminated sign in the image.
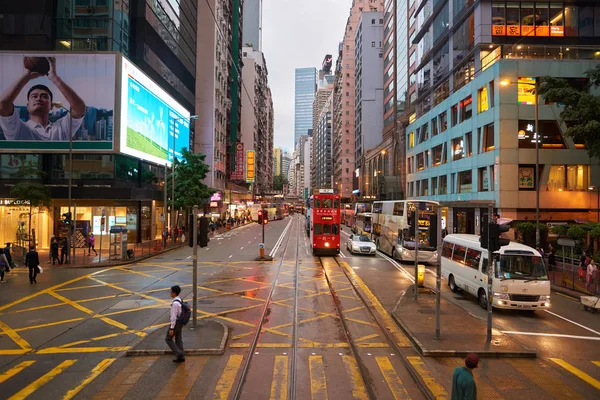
[493,25,563,37]
[319,188,334,194]
[210,202,219,208]
[231,143,245,180]
[321,216,333,221]
[518,77,536,105]
[418,219,431,227]
[210,192,222,201]
[246,150,255,183]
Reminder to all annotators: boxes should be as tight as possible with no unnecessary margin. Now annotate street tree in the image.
[539,66,600,159]
[273,174,288,191]
[9,164,52,244]
[167,148,213,211]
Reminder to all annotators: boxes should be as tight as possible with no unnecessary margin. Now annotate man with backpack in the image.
[166,285,189,362]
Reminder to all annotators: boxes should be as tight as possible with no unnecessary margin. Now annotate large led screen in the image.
[120,58,190,165]
[0,53,116,150]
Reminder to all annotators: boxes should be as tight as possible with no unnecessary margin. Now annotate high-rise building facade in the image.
[404,0,600,235]
[294,67,318,144]
[243,0,263,51]
[315,93,333,189]
[312,83,334,190]
[333,0,385,200]
[273,147,283,177]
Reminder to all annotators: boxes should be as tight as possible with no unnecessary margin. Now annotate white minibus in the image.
[441,234,551,310]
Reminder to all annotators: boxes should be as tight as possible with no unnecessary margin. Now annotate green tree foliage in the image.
[9,165,52,240]
[167,149,213,210]
[551,224,569,237]
[273,174,289,191]
[567,225,586,240]
[539,66,600,159]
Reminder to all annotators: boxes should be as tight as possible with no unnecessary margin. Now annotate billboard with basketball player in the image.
[0,53,116,150]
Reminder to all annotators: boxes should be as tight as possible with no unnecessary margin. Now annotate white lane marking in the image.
[339,251,347,258]
[248,241,252,244]
[544,309,600,336]
[501,331,600,341]
[341,231,350,237]
[229,255,233,259]
[205,248,209,250]
[187,256,192,259]
[269,218,293,257]
[377,251,416,283]
[240,247,244,250]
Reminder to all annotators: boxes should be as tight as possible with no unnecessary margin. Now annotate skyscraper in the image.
[294,67,317,145]
[243,0,263,51]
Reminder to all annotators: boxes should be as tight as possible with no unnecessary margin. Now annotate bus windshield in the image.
[496,254,548,281]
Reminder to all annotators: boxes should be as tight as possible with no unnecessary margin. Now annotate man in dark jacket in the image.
[60,238,69,265]
[451,353,478,400]
[4,243,14,269]
[25,245,40,284]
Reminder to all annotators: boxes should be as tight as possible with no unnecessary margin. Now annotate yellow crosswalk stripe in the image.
[93,357,157,400]
[8,359,77,400]
[309,355,328,400]
[0,319,32,351]
[593,361,600,368]
[155,357,209,399]
[375,356,410,400]
[406,356,449,399]
[509,359,583,400]
[62,358,117,400]
[341,356,368,400]
[213,354,244,400]
[0,361,35,384]
[269,355,289,400]
[550,358,600,391]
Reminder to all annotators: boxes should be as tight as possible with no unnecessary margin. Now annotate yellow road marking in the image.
[58,330,143,349]
[550,358,600,390]
[230,343,292,348]
[93,357,157,400]
[0,361,35,384]
[97,303,167,318]
[342,356,368,400]
[270,356,289,400]
[339,261,411,347]
[48,291,95,315]
[56,283,126,292]
[89,277,164,302]
[62,358,117,400]
[356,343,389,348]
[0,319,32,350]
[509,359,582,400]
[213,354,244,400]
[115,267,157,278]
[0,350,30,355]
[37,346,131,354]
[8,359,77,400]
[309,355,328,400]
[155,357,208,399]
[406,356,449,399]
[0,318,83,339]
[375,356,410,400]
[355,333,380,342]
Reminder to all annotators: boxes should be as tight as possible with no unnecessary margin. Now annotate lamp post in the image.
[170,115,198,242]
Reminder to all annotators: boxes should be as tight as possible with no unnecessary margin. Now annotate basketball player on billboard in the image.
[0,56,86,141]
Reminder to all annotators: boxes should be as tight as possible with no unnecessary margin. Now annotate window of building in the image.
[451,173,456,194]
[518,120,566,149]
[551,3,565,36]
[454,59,475,90]
[421,179,429,196]
[465,132,473,157]
[453,13,474,65]
[451,104,458,126]
[535,2,550,36]
[492,2,506,36]
[478,85,489,113]
[521,2,535,37]
[407,157,413,174]
[416,181,421,197]
[440,175,448,195]
[408,131,415,149]
[490,165,496,191]
[432,144,443,167]
[452,137,465,160]
[548,165,588,191]
[489,80,495,107]
[478,167,489,192]
[372,41,376,47]
[417,152,426,171]
[419,123,429,144]
[432,117,438,136]
[481,123,495,153]
[506,2,520,35]
[439,111,448,132]
[432,177,438,195]
[458,170,472,193]
[460,96,473,122]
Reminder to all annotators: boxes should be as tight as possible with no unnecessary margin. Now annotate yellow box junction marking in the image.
[0,318,32,351]
[213,354,244,400]
[93,357,157,400]
[62,358,117,400]
[309,355,328,400]
[375,356,410,400]
[406,356,449,399]
[155,357,208,399]
[0,361,35,384]
[270,355,289,400]
[550,358,600,391]
[8,359,77,400]
[342,356,368,400]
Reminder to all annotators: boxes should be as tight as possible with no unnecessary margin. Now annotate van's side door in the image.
[465,248,483,296]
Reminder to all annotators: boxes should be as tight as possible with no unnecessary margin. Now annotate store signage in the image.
[210,202,219,208]
[231,143,245,180]
[210,192,222,202]
[246,150,255,183]
[418,219,431,227]
[493,25,564,37]
[321,216,333,221]
[518,167,535,189]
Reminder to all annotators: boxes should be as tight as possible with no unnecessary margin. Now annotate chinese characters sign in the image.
[246,150,255,183]
[518,167,535,189]
[493,25,563,37]
[230,142,245,180]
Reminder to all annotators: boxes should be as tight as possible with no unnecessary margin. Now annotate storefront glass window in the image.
[0,155,40,178]
[492,2,506,36]
[0,202,50,249]
[535,3,550,36]
[550,3,565,37]
[518,120,566,149]
[506,2,520,35]
[521,2,535,37]
[564,6,578,36]
[548,165,588,191]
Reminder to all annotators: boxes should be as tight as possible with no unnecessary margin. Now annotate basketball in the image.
[23,57,50,75]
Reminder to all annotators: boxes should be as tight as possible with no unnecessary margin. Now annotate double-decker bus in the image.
[351,202,372,234]
[308,190,341,255]
[372,200,439,263]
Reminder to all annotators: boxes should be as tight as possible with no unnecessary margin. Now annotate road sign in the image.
[259,243,265,249]
[557,238,576,247]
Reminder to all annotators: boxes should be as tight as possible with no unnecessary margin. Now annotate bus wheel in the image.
[449,275,459,293]
[478,288,488,310]
[393,247,401,261]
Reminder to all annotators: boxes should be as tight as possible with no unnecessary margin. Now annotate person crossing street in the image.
[165,285,185,362]
[25,245,40,284]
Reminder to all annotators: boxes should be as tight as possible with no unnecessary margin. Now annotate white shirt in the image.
[0,107,84,141]
[170,296,182,328]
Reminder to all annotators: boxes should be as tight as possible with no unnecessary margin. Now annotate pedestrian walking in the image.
[0,248,9,283]
[60,237,69,265]
[451,353,478,400]
[25,245,40,284]
[87,233,98,256]
[548,246,556,272]
[166,285,185,362]
[50,237,61,265]
[587,259,598,293]
[4,243,14,270]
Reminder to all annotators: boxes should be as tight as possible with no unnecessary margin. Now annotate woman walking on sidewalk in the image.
[87,233,98,256]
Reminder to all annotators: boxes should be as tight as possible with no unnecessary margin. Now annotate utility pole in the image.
[67,111,73,264]
[413,209,419,302]
[534,77,540,248]
[435,210,442,340]
[171,130,176,244]
[487,205,493,342]
[164,163,168,248]
[192,205,198,327]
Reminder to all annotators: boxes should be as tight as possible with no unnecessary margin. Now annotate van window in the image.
[465,248,482,269]
[314,224,322,234]
[393,202,404,216]
[442,242,454,258]
[481,258,489,274]
[373,202,383,213]
[452,245,467,264]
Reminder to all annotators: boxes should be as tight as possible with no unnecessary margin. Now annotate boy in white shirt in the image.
[165,285,185,362]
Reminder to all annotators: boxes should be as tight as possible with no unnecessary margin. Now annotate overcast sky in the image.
[262,0,351,152]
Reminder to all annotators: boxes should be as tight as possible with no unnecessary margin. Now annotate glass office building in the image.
[294,67,317,145]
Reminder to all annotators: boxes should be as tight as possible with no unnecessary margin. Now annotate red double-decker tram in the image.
[309,189,341,256]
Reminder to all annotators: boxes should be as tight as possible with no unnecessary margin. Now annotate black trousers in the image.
[28,265,38,282]
[165,322,184,359]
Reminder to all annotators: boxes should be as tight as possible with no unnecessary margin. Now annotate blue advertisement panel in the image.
[120,58,190,165]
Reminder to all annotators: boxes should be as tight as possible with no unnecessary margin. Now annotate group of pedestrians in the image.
[0,243,15,283]
[577,250,599,293]
[0,243,41,284]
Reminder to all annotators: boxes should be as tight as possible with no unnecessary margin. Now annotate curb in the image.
[126,320,229,357]
[391,313,537,358]
[551,285,582,301]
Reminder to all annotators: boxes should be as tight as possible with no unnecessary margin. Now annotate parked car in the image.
[346,234,376,256]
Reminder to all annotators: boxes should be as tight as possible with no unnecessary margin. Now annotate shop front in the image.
[0,199,51,250]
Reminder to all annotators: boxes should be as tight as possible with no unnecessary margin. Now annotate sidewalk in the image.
[392,286,536,358]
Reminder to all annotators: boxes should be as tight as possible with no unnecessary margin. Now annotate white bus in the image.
[371,200,439,263]
[441,234,551,310]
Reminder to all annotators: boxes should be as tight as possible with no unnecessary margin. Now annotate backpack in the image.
[174,299,191,325]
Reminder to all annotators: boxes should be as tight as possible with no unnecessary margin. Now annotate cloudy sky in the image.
[262,0,351,152]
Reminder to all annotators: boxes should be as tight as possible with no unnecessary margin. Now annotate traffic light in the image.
[489,222,510,253]
[62,212,72,225]
[199,216,208,248]
[480,215,489,249]
[429,213,438,249]
[263,210,269,225]
[257,209,263,224]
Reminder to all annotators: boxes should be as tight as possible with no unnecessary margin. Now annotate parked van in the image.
[441,234,551,310]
